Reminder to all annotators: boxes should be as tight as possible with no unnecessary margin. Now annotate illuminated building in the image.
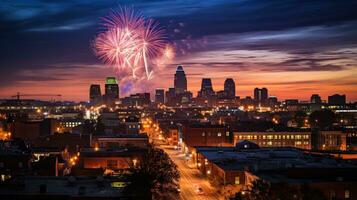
[195,145,357,199]
[89,84,102,105]
[77,148,145,173]
[234,131,311,149]
[104,77,119,105]
[174,65,187,94]
[182,123,233,148]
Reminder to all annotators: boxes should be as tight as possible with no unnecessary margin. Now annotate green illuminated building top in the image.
[105,77,118,85]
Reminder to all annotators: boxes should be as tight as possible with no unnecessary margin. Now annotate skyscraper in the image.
[89,84,102,105]
[104,77,119,105]
[165,87,176,105]
[155,89,165,104]
[174,65,187,94]
[224,78,235,99]
[310,94,322,104]
[254,88,268,105]
[200,78,214,94]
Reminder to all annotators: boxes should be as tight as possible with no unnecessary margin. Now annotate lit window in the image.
[226,132,230,137]
[218,132,222,137]
[267,141,272,146]
[345,190,350,199]
[202,132,205,137]
[235,177,240,185]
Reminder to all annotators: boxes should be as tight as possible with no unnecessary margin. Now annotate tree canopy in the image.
[124,144,180,200]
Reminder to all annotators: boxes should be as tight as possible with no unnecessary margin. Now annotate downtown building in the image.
[103,77,119,105]
[254,87,268,106]
[89,84,102,105]
[166,65,192,106]
[155,89,165,104]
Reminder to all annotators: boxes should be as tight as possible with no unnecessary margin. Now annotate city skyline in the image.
[1,0,357,101]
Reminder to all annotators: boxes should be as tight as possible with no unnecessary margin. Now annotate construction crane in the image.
[11,92,62,101]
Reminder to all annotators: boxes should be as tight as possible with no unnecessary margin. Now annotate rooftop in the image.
[197,146,357,172]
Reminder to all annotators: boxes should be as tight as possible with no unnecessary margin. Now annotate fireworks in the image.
[93,7,172,80]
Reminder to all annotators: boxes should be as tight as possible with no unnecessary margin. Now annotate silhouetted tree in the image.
[124,144,180,200]
[309,109,336,129]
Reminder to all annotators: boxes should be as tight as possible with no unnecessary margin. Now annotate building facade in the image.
[174,65,187,94]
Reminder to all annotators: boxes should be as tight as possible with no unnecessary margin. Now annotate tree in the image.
[124,144,180,200]
[309,110,336,129]
[230,180,327,200]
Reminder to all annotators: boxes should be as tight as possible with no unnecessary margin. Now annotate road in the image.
[142,122,221,200]
[161,145,221,200]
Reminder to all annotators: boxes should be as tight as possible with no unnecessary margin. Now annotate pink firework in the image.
[93,7,171,80]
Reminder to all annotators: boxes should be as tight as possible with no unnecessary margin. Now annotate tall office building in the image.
[328,94,346,105]
[155,89,165,104]
[89,84,102,105]
[224,78,235,99]
[310,94,322,104]
[104,77,119,105]
[174,65,187,94]
[198,78,215,97]
[165,88,176,105]
[254,88,268,105]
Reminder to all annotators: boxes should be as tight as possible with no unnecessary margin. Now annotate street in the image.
[161,145,221,200]
[142,120,221,200]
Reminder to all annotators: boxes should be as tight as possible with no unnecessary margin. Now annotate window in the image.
[18,162,23,168]
[202,132,205,137]
[218,132,222,137]
[235,176,240,185]
[345,190,350,199]
[226,132,230,137]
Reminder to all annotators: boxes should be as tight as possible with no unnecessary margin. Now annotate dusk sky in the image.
[1,0,357,102]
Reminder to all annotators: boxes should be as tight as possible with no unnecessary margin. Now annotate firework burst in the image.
[93,7,173,80]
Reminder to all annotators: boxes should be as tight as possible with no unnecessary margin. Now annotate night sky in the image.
[1,0,357,101]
